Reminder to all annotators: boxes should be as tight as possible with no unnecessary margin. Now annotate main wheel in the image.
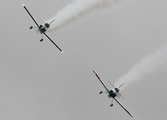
[30,26,33,29]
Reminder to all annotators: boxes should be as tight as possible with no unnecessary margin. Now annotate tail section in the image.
[50,19,55,24]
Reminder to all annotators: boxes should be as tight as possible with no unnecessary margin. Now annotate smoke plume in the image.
[114,44,167,91]
[47,0,125,30]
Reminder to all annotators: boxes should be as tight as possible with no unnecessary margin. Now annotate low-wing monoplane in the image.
[93,70,133,117]
[22,4,63,53]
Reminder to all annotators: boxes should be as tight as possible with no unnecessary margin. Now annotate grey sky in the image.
[1,0,167,120]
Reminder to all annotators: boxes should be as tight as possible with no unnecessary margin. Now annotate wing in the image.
[93,70,110,93]
[113,97,133,117]
[22,4,39,27]
[43,33,63,53]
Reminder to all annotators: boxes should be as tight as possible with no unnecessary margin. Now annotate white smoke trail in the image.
[48,0,125,30]
[114,44,167,91]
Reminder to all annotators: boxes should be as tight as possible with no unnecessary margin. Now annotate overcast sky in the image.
[1,0,167,120]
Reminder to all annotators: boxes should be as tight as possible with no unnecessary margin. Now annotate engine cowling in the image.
[45,23,50,28]
[115,88,120,93]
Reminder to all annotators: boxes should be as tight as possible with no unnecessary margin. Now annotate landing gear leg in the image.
[40,34,43,42]
[110,99,113,107]
[30,26,33,29]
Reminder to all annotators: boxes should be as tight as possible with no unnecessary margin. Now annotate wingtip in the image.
[22,4,25,7]
[130,114,133,117]
[61,50,64,53]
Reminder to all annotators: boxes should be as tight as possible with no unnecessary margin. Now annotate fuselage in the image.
[108,89,117,98]
[39,23,50,34]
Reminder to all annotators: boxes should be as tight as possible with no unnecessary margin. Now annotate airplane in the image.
[93,70,133,117]
[22,4,63,53]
